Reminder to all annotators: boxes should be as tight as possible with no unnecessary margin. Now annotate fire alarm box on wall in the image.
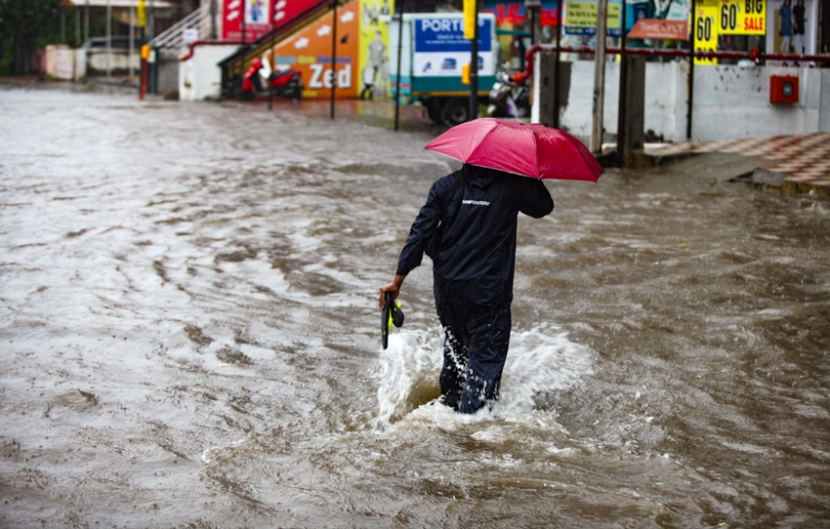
[770,75,799,104]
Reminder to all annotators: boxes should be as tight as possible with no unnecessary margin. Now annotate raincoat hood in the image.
[462,164,504,190]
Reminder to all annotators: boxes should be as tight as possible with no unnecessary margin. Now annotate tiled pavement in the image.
[644,132,830,194]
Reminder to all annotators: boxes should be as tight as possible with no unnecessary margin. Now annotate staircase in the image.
[150,2,212,53]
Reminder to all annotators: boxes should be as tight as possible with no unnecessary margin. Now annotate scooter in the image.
[263,68,304,100]
[487,69,530,119]
[243,58,304,101]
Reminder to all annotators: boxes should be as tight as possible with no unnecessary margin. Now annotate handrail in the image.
[180,40,246,61]
[150,3,208,49]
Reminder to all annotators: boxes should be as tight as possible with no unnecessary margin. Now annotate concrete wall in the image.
[84,50,141,73]
[692,64,825,140]
[179,44,239,101]
[54,49,75,80]
[534,56,830,143]
[554,61,688,143]
[42,45,75,81]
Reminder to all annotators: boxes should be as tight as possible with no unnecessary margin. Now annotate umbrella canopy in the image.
[424,118,604,182]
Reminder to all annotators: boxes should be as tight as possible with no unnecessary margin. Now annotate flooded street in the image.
[1,86,829,528]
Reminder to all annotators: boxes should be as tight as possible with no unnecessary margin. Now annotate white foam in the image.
[374,323,595,427]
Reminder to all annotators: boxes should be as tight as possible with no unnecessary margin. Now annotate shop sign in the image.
[694,1,719,65]
[718,0,765,35]
[564,0,622,37]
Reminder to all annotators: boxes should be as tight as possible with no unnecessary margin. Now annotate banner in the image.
[718,0,765,35]
[693,0,718,65]
[412,17,494,78]
[627,0,691,41]
[264,0,359,99]
[464,0,476,39]
[222,0,320,41]
[564,0,622,37]
[627,19,688,39]
[358,0,393,99]
[137,0,147,28]
[483,1,562,27]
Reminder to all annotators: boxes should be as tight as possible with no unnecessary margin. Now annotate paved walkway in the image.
[644,132,830,195]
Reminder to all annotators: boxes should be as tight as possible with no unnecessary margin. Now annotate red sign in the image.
[222,0,321,41]
[484,2,560,26]
[627,19,689,41]
[742,16,764,33]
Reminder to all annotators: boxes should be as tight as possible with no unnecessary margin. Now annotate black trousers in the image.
[436,302,511,414]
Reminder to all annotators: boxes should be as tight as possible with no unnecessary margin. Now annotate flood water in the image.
[1,86,829,528]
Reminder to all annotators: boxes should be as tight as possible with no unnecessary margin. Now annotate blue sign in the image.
[414,17,493,53]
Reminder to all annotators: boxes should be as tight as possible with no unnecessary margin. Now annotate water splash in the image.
[375,328,443,425]
[374,323,595,426]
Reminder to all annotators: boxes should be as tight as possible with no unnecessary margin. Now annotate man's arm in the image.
[517,178,554,218]
[378,176,448,310]
[395,177,447,275]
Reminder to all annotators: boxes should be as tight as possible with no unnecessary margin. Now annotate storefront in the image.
[767,0,819,56]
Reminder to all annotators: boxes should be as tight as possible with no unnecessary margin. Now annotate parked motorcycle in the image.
[263,68,304,100]
[487,70,530,119]
[242,58,304,101]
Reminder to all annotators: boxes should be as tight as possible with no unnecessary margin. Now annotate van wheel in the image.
[442,98,470,126]
[426,98,444,124]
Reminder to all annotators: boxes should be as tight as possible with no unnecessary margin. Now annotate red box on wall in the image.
[770,75,799,104]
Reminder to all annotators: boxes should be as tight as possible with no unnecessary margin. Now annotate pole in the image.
[239,0,246,102]
[553,0,563,128]
[394,0,405,131]
[268,26,276,110]
[468,0,479,121]
[140,57,147,99]
[129,1,135,80]
[590,0,608,153]
[210,0,218,40]
[616,0,627,160]
[106,0,111,80]
[330,0,338,120]
[85,1,89,42]
[687,0,696,140]
[148,0,154,41]
[529,7,535,44]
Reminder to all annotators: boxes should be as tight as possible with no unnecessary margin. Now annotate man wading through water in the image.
[379,163,553,414]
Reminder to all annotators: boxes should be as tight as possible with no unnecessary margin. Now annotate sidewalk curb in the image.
[642,134,830,197]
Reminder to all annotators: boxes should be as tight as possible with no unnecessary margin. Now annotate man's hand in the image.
[379,275,405,310]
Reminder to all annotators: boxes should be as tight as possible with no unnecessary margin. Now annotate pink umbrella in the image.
[424,118,604,182]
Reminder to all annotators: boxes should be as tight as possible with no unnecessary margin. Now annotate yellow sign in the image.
[461,63,471,84]
[464,0,477,40]
[140,44,151,60]
[694,4,718,65]
[358,0,393,100]
[564,1,621,32]
[718,0,766,35]
[137,0,147,28]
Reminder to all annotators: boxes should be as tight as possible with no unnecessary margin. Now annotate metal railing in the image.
[150,3,210,51]
[522,43,830,76]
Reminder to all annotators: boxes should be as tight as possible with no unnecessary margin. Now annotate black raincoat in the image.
[396,164,554,307]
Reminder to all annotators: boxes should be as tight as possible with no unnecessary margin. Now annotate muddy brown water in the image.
[1,86,829,528]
